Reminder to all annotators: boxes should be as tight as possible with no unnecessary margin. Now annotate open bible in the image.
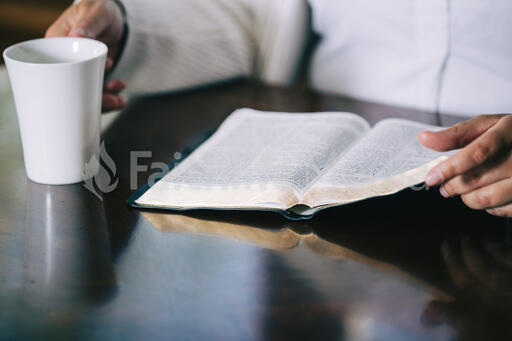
[129,108,451,219]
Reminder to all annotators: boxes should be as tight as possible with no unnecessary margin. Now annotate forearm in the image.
[109,0,255,96]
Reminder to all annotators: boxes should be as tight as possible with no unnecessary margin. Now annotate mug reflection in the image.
[14,182,117,337]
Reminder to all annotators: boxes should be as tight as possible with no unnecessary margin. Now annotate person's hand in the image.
[419,114,512,217]
[46,0,126,111]
[422,238,512,340]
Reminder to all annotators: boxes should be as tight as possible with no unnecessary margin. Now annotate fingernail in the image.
[439,186,449,198]
[426,169,443,186]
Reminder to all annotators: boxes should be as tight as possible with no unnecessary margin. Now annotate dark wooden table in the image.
[1,79,511,340]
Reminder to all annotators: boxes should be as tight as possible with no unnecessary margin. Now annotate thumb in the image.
[68,6,107,39]
[418,114,503,152]
[69,20,103,39]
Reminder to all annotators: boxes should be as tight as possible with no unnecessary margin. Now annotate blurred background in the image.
[0,0,69,63]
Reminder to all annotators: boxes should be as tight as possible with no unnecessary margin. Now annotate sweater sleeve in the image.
[109,0,256,96]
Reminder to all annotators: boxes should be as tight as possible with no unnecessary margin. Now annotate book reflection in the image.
[141,210,455,340]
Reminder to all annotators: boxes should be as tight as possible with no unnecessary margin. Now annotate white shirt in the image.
[113,0,512,116]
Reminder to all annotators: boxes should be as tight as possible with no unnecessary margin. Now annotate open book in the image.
[129,108,451,219]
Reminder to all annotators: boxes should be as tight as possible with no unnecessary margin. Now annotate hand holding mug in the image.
[46,0,127,111]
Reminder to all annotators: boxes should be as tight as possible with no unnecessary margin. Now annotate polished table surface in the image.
[1,73,511,340]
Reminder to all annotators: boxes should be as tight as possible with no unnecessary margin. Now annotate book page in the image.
[303,118,453,207]
[135,108,370,209]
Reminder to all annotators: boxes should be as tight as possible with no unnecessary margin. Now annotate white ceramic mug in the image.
[3,37,107,185]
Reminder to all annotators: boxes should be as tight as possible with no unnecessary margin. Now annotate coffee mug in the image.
[3,37,107,185]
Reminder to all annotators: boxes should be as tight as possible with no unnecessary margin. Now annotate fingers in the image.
[421,114,512,217]
[68,2,111,39]
[487,203,512,218]
[418,114,503,152]
[46,19,71,37]
[460,178,512,210]
[46,1,124,66]
[45,1,127,113]
[46,1,114,39]
[46,6,74,37]
[104,79,125,93]
[102,94,126,112]
[102,79,126,112]
[438,155,511,198]
[105,57,114,72]
[425,115,512,187]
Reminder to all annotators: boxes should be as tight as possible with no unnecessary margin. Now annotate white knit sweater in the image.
[111,0,512,116]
